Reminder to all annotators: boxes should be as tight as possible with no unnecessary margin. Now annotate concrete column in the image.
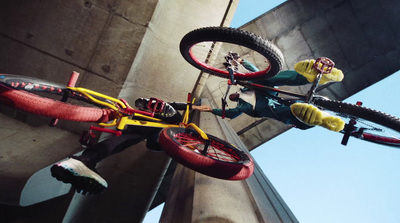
[160,99,298,223]
[62,0,241,222]
[62,143,172,223]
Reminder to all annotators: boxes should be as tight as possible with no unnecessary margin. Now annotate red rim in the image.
[0,84,113,122]
[159,128,254,180]
[362,133,400,146]
[173,132,242,163]
[189,48,271,79]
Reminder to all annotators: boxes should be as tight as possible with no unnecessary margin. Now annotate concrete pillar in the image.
[160,99,298,223]
[62,143,172,223]
[62,0,240,222]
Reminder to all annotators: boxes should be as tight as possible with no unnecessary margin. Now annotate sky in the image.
[144,1,400,222]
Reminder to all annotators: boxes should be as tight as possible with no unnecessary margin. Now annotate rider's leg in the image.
[265,102,313,130]
[254,70,310,86]
[135,98,182,124]
[78,126,158,163]
[290,103,345,132]
[168,102,188,110]
[252,59,343,86]
[51,126,160,194]
[294,59,344,84]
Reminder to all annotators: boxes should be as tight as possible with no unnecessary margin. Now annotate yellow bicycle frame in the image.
[68,87,209,140]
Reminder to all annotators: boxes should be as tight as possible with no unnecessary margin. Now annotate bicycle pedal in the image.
[147,98,165,113]
[314,57,335,74]
[79,130,96,146]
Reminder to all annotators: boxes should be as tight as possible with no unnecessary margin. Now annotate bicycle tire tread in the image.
[0,83,114,123]
[159,127,254,180]
[314,99,400,132]
[180,26,284,79]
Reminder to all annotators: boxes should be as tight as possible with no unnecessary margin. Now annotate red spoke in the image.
[174,132,240,162]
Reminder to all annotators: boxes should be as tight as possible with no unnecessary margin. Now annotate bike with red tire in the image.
[159,128,253,180]
[180,26,400,148]
[0,72,254,181]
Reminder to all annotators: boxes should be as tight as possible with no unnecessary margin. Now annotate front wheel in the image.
[159,127,254,180]
[314,99,400,147]
[0,74,114,123]
[180,27,284,80]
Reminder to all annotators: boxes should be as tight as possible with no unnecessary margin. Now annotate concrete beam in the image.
[160,100,298,222]
[218,0,400,150]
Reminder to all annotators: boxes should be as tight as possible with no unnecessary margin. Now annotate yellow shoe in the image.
[294,59,344,84]
[291,103,345,132]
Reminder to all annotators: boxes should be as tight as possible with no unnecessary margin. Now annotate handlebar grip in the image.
[50,71,80,127]
[67,71,80,87]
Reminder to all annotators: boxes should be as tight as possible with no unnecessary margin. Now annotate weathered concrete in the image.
[0,112,78,205]
[1,0,399,222]
[0,0,162,209]
[2,0,283,222]
[59,1,241,222]
[161,100,298,222]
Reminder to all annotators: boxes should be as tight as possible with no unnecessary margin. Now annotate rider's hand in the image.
[192,105,213,112]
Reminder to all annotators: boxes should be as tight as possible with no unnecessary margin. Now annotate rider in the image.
[51,99,185,195]
[194,55,345,132]
[51,58,344,194]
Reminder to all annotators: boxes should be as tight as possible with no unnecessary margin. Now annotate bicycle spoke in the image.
[174,132,240,162]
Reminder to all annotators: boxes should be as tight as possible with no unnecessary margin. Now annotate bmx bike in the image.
[0,72,254,181]
[180,26,400,147]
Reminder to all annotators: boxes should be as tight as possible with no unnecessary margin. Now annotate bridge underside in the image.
[0,0,399,222]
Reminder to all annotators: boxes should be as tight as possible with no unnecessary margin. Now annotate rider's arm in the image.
[192,105,242,119]
[192,102,248,119]
[211,108,243,119]
[241,59,259,72]
[212,99,255,119]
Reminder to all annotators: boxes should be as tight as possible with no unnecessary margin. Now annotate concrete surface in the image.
[160,100,298,222]
[0,0,399,222]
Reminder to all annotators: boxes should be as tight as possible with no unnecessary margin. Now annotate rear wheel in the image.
[180,26,284,80]
[314,99,400,147]
[159,127,254,180]
[0,74,114,122]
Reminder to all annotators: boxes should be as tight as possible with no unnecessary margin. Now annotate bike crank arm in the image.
[306,72,323,103]
[306,57,335,103]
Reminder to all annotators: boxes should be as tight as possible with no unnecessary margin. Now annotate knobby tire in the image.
[314,98,400,147]
[180,26,284,80]
[159,127,254,180]
[0,74,114,123]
